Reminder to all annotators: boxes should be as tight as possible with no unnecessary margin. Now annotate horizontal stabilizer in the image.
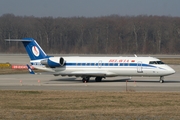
[5,38,49,60]
[5,39,32,42]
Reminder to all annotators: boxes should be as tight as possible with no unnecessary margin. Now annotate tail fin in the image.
[6,38,49,60]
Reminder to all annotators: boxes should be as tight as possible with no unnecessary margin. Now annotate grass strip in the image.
[0,90,180,120]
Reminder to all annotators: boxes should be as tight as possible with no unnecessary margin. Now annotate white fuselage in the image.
[30,56,175,77]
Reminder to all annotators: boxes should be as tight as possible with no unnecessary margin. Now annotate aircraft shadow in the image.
[161,81,180,83]
[91,79,130,83]
[50,78,180,83]
[101,80,180,83]
[50,78,80,82]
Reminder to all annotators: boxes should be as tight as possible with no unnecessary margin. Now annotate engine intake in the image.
[59,57,65,66]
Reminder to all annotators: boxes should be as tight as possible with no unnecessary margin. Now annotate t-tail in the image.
[5,38,49,60]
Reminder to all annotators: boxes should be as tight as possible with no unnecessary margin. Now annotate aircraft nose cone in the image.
[165,65,175,75]
[171,69,175,74]
[168,67,175,75]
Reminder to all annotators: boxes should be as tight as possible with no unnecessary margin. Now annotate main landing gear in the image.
[95,77,102,82]
[160,76,164,83]
[82,77,103,83]
[82,77,90,83]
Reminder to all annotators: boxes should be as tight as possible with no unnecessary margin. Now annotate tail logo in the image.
[32,46,40,57]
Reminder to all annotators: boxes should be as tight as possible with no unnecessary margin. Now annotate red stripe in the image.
[11,65,34,69]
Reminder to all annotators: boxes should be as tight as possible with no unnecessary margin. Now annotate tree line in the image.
[0,14,180,54]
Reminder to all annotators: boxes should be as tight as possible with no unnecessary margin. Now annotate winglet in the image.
[27,64,35,74]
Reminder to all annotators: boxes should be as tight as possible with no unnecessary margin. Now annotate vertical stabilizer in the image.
[6,38,49,60]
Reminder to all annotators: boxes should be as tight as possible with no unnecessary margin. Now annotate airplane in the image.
[6,38,175,83]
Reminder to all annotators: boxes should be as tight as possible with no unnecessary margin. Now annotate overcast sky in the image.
[0,0,179,17]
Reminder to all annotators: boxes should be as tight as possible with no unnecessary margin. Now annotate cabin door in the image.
[98,60,102,68]
[137,61,143,73]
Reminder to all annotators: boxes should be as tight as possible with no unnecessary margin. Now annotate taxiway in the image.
[0,54,179,91]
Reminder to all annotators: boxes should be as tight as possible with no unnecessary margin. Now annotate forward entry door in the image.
[137,61,143,73]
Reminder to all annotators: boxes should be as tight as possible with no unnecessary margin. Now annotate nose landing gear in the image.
[160,76,164,83]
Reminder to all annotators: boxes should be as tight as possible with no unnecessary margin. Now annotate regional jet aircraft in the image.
[6,38,175,83]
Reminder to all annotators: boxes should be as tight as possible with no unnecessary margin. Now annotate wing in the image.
[53,71,116,77]
[29,65,116,77]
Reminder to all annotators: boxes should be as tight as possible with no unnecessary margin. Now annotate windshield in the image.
[149,61,164,64]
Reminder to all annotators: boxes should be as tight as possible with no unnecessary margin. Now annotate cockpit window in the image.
[149,61,164,64]
[149,61,157,64]
[157,61,164,64]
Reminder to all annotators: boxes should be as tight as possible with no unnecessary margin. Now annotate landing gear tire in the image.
[160,80,164,83]
[160,76,164,83]
[95,77,102,82]
[82,77,89,83]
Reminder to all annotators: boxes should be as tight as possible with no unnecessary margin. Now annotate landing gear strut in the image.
[82,77,90,83]
[160,76,164,83]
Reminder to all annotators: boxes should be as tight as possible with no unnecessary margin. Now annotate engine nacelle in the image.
[59,57,65,66]
[40,59,48,66]
[40,57,65,68]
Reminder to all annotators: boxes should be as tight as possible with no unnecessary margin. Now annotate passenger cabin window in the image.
[149,61,164,64]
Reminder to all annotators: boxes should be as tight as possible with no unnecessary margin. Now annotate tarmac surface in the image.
[0,54,180,91]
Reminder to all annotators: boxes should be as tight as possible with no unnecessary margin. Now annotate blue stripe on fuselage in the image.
[31,62,156,68]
